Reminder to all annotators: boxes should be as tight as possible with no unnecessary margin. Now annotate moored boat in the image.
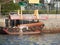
[1,19,44,35]
[0,9,44,35]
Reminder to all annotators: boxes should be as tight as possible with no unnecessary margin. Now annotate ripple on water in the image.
[0,34,60,45]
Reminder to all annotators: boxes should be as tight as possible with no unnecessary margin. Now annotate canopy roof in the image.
[9,15,20,20]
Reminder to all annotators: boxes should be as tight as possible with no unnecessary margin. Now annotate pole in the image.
[18,6,23,19]
[18,10,20,15]
[21,6,23,19]
[56,1,58,14]
[47,4,49,14]
[0,4,1,16]
[20,6,23,24]
[34,9,39,22]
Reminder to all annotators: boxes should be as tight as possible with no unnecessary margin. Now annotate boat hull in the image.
[1,22,44,35]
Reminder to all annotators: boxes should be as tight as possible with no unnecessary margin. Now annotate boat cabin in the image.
[8,15,40,27]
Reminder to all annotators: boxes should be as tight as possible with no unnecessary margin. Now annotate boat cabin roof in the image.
[9,15,20,20]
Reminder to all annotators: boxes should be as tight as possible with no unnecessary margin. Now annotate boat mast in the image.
[34,9,39,20]
[18,9,23,20]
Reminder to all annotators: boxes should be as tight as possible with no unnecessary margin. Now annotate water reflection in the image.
[0,34,60,45]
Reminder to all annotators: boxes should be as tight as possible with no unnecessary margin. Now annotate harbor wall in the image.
[39,14,60,30]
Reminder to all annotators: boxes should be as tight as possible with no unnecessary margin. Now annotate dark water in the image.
[0,34,60,45]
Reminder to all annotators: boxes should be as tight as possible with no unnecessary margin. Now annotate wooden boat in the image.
[2,19,44,35]
[0,10,44,35]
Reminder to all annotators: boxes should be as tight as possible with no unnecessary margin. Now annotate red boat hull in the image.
[2,22,44,35]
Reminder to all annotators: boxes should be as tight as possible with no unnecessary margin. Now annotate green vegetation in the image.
[10,10,60,14]
[22,10,60,14]
[1,1,20,15]
[1,0,60,15]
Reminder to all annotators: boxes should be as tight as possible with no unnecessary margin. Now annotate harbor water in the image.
[0,14,60,45]
[0,33,60,45]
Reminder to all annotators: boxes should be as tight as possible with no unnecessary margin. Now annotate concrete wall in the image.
[39,14,60,30]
